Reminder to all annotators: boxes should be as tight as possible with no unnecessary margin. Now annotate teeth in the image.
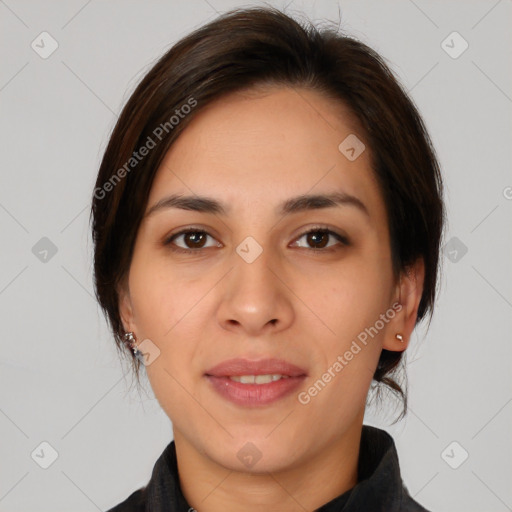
[229,374,290,384]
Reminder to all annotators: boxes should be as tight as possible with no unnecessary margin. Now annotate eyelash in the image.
[163,226,350,255]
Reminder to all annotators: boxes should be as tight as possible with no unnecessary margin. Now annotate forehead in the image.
[147,86,385,222]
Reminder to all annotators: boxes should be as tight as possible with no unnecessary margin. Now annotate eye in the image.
[164,228,221,254]
[163,226,349,255]
[291,227,349,251]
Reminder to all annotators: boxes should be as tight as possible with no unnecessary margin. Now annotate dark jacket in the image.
[106,425,431,511]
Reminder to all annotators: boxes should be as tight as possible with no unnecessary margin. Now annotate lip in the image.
[205,357,308,378]
[205,358,308,407]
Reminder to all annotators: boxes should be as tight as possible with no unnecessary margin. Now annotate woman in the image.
[92,6,444,511]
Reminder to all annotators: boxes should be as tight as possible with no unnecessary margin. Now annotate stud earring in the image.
[395,333,404,342]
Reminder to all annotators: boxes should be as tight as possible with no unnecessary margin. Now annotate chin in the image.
[204,434,300,474]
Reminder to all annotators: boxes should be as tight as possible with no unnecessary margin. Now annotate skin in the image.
[118,85,424,511]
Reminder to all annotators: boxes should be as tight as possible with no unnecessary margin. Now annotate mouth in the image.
[204,358,308,407]
[227,374,291,384]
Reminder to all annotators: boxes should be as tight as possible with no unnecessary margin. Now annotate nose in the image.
[216,242,294,337]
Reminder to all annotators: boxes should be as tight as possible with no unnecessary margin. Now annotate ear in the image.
[117,278,136,334]
[382,257,425,352]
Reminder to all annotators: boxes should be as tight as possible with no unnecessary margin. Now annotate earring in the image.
[395,333,404,343]
[123,331,143,361]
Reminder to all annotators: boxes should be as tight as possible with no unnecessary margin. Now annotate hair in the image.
[90,6,445,421]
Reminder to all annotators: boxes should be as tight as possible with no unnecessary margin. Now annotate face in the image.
[119,86,422,473]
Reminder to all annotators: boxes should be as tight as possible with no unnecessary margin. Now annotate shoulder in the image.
[105,487,146,512]
[359,425,433,512]
[400,484,432,512]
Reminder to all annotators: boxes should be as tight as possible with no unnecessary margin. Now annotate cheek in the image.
[128,253,201,338]
[127,253,207,404]
[309,257,392,328]
[298,274,388,423]
[301,257,393,372]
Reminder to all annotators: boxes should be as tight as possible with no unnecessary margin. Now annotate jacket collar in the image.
[137,424,426,511]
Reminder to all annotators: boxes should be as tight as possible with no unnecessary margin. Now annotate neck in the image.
[173,416,363,512]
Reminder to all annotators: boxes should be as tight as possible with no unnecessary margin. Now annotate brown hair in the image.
[90,6,445,420]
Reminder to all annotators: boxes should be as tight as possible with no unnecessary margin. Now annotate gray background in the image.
[1,0,511,511]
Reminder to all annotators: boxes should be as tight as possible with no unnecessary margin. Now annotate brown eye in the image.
[164,226,348,255]
[293,228,349,251]
[164,229,220,253]
[306,231,329,249]
[182,231,207,249]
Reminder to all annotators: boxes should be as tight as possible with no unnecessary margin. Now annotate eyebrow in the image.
[144,192,369,218]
